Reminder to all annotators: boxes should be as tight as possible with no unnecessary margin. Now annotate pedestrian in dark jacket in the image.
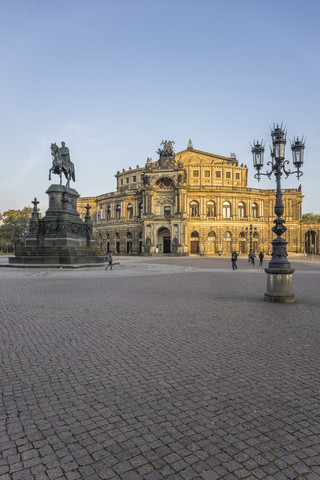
[259,251,264,266]
[249,252,256,265]
[231,251,238,270]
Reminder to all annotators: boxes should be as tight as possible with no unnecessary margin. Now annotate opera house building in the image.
[78,140,318,256]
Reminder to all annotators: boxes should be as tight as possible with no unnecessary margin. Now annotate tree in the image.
[302,213,320,222]
[0,207,33,250]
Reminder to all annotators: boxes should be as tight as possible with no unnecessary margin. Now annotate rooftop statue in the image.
[49,142,76,188]
[157,140,175,159]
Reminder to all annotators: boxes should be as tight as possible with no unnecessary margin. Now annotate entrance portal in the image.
[157,227,171,254]
[190,231,199,254]
[163,237,171,253]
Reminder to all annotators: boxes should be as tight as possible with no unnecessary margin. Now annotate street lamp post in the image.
[251,124,305,303]
[246,224,253,260]
[246,224,257,260]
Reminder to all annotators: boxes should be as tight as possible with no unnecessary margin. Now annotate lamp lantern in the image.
[291,136,305,174]
[271,124,286,160]
[252,141,265,171]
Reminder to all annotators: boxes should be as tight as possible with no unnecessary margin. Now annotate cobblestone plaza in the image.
[1,256,320,480]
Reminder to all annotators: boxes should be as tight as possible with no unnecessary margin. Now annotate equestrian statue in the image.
[49,141,76,188]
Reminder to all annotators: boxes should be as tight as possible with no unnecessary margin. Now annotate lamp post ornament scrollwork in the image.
[251,124,305,302]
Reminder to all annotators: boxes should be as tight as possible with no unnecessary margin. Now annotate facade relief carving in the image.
[154,177,175,190]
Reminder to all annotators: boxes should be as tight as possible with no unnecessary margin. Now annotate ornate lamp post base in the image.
[264,268,296,303]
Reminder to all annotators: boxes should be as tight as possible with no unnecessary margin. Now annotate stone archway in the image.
[126,232,132,254]
[115,232,120,254]
[106,233,110,253]
[157,227,171,254]
[139,231,143,254]
[305,230,317,254]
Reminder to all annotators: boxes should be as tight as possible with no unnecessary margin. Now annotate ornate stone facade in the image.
[78,141,319,256]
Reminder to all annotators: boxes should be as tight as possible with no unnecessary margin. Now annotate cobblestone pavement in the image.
[0,257,320,480]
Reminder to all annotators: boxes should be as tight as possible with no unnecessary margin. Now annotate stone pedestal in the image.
[9,185,105,267]
[264,268,295,303]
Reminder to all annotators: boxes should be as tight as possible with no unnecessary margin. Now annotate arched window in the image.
[223,201,231,218]
[127,203,133,219]
[155,177,174,190]
[115,204,121,219]
[238,202,246,218]
[207,201,216,217]
[115,232,120,253]
[139,231,143,253]
[106,205,111,220]
[190,201,199,217]
[126,232,132,254]
[252,203,259,218]
[138,202,143,218]
[106,233,110,253]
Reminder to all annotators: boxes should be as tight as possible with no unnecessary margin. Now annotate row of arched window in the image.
[103,203,144,220]
[190,230,260,239]
[98,199,259,221]
[104,231,142,240]
[190,230,260,253]
[99,231,143,254]
[190,201,259,218]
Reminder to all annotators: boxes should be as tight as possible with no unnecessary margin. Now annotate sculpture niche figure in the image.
[49,142,76,188]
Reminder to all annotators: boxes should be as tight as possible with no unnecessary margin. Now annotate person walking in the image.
[249,251,256,265]
[259,251,264,266]
[105,251,113,271]
[231,251,238,270]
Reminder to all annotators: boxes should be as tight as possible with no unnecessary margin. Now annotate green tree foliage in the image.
[0,207,33,249]
[302,213,320,222]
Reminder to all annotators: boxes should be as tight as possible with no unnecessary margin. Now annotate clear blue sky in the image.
[1,0,319,214]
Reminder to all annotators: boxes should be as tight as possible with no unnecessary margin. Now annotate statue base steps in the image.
[9,247,105,266]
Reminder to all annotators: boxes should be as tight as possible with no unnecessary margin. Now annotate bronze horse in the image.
[49,143,75,187]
